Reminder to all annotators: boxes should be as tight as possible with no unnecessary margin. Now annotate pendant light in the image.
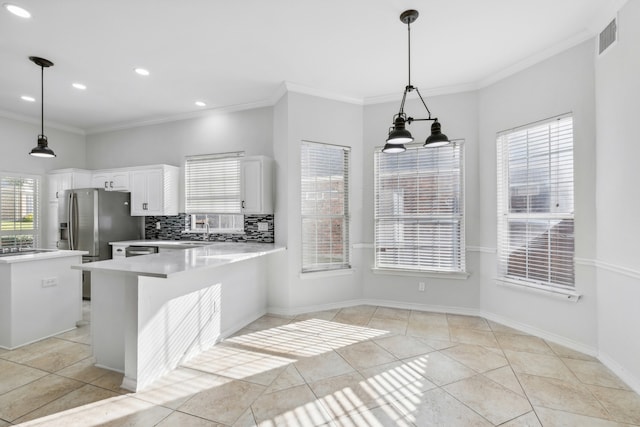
[383,10,450,153]
[28,56,56,158]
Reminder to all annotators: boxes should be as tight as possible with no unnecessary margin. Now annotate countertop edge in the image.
[0,250,88,264]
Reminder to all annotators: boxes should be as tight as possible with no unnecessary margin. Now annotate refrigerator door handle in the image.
[67,192,74,250]
[70,192,79,250]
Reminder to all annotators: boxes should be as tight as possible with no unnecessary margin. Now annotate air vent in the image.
[599,18,617,55]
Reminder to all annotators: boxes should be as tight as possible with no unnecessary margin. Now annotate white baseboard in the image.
[220,308,268,339]
[598,351,640,395]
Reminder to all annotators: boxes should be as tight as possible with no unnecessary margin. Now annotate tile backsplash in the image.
[144,213,274,243]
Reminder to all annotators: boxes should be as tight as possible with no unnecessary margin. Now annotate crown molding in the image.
[282,81,363,105]
[0,109,85,135]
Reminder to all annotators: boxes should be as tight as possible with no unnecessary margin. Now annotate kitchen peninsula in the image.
[73,242,285,392]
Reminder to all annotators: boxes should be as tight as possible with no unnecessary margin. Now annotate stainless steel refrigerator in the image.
[58,188,143,298]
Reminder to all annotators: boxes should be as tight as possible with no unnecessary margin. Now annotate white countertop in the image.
[73,242,285,278]
[0,249,87,264]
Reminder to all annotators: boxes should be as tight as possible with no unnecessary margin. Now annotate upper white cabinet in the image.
[91,170,130,191]
[241,156,273,214]
[47,169,92,200]
[130,165,179,216]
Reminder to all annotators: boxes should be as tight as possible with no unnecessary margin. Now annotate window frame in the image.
[0,172,41,248]
[300,140,351,273]
[496,114,575,292]
[373,141,466,273]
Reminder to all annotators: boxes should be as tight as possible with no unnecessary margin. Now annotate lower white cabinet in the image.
[130,165,179,216]
[241,156,273,214]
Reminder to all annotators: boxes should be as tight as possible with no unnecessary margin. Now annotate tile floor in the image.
[0,303,639,426]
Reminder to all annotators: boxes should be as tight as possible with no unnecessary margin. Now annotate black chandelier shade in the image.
[385,10,450,150]
[29,56,56,158]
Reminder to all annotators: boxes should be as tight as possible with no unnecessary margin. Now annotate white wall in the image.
[477,40,599,350]
[360,91,481,312]
[594,0,640,391]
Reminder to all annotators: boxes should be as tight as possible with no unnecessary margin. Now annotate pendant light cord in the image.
[40,64,44,136]
[407,20,411,87]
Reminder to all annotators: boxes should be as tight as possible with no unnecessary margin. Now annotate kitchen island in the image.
[72,242,284,392]
[0,249,86,349]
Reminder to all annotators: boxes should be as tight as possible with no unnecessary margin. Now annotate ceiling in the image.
[0,0,622,134]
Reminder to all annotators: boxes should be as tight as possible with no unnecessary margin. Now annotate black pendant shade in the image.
[384,10,450,152]
[29,56,56,158]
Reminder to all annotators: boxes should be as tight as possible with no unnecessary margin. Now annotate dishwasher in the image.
[125,246,159,257]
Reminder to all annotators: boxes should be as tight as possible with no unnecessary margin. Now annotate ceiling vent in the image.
[599,18,617,55]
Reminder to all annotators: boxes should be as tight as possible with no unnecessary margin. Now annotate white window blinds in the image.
[0,174,40,248]
[301,141,350,272]
[374,142,465,272]
[497,114,575,290]
[185,152,243,214]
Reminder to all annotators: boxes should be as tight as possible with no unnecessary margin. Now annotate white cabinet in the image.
[240,156,273,214]
[47,169,91,200]
[130,165,179,216]
[91,170,130,191]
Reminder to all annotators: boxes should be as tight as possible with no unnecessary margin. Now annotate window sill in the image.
[299,268,354,280]
[371,268,470,280]
[182,230,246,236]
[495,277,582,302]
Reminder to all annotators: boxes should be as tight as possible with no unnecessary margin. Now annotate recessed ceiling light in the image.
[195,101,206,107]
[72,82,87,90]
[134,68,150,76]
[21,95,35,102]
[4,3,31,18]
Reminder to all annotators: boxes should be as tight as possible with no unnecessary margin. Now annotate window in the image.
[185,152,244,233]
[301,141,350,272]
[497,114,574,290]
[0,173,40,248]
[374,142,465,272]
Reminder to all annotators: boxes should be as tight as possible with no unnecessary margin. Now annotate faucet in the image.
[203,222,210,240]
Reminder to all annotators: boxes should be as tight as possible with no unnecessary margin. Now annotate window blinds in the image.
[0,174,40,248]
[374,142,465,272]
[301,141,350,272]
[184,152,243,214]
[497,115,575,289]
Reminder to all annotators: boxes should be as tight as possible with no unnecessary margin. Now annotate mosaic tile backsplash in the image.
[144,213,274,243]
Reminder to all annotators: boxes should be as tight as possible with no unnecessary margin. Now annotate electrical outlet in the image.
[155,221,161,230]
[41,277,58,288]
[418,282,426,292]
[258,222,268,231]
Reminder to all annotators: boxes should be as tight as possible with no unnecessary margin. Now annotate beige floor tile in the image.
[408,310,449,326]
[0,419,9,427]
[264,364,306,394]
[0,338,62,364]
[89,370,129,394]
[563,358,631,390]
[403,352,476,386]
[14,383,119,423]
[366,317,408,336]
[483,366,526,397]
[372,307,411,321]
[54,357,111,383]
[535,406,630,427]
[496,333,555,355]
[500,410,542,426]
[233,408,258,427]
[418,337,458,350]
[449,327,500,348]
[157,411,225,426]
[392,388,492,426]
[588,384,640,425]
[406,323,450,340]
[251,383,333,426]
[295,350,355,383]
[333,313,373,326]
[518,373,610,419]
[294,309,339,321]
[338,306,377,317]
[546,341,598,361]
[333,402,414,427]
[0,359,48,395]
[447,314,491,331]
[244,315,292,332]
[179,379,264,425]
[0,374,84,422]
[309,371,386,417]
[442,344,508,373]
[215,356,290,386]
[444,374,532,424]
[505,349,577,381]
[487,320,529,336]
[20,341,92,373]
[55,325,91,345]
[373,334,435,359]
[335,341,396,370]
[359,361,438,402]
